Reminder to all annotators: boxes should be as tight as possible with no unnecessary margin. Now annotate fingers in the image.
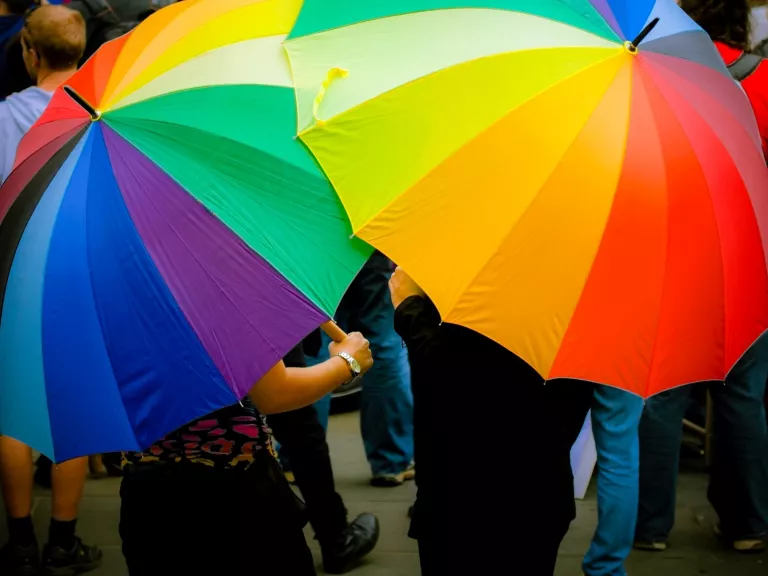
[352,335,371,352]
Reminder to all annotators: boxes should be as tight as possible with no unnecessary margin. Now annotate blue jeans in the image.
[583,386,644,576]
[312,252,414,476]
[637,335,768,542]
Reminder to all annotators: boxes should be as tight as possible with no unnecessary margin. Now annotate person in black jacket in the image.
[0,0,35,99]
[389,267,592,576]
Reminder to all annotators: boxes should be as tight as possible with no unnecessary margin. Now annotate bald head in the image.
[22,5,86,77]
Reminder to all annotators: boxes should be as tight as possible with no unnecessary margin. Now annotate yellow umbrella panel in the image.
[285,1,768,397]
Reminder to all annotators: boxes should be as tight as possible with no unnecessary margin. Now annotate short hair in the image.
[680,0,752,51]
[22,5,86,71]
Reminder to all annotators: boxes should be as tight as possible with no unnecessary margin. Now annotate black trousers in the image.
[119,451,315,576]
[269,404,348,543]
[417,517,570,576]
[410,372,593,576]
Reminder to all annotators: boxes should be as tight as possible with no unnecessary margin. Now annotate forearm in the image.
[248,356,351,415]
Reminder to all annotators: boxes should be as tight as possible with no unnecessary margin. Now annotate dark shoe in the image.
[322,513,380,574]
[41,538,103,576]
[0,542,40,576]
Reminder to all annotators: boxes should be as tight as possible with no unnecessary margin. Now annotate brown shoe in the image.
[370,462,415,487]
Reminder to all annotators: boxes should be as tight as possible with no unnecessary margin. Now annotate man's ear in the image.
[22,38,37,61]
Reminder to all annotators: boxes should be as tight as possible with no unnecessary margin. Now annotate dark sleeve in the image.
[301,328,322,358]
[282,343,307,369]
[2,38,32,99]
[394,295,447,361]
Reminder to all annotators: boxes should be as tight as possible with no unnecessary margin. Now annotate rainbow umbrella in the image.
[285,0,768,397]
[0,0,370,462]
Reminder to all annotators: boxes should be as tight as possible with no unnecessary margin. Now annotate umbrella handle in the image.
[321,321,347,343]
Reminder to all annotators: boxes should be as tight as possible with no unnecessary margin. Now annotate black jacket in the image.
[395,295,592,573]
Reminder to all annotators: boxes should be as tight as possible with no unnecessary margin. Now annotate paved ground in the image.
[2,412,766,575]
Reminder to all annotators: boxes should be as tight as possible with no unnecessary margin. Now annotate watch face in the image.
[349,357,362,374]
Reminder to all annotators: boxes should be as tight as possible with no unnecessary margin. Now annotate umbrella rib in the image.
[636,63,745,381]
[106,0,291,108]
[105,114,357,312]
[437,69,631,324]
[290,4,621,44]
[642,53,764,165]
[77,145,144,452]
[104,130,285,361]
[347,49,623,238]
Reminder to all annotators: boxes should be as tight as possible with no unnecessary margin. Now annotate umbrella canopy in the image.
[0,0,371,461]
[285,0,768,397]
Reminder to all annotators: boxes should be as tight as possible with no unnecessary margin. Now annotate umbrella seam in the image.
[105,112,360,313]
[80,130,143,452]
[288,4,621,44]
[345,47,623,238]
[435,56,629,348]
[108,35,292,112]
[638,58,758,380]
[106,0,294,108]
[348,53,625,320]
[296,45,622,132]
[101,123,301,379]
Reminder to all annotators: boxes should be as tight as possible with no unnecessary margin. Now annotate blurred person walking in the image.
[0,8,104,576]
[0,0,35,99]
[303,252,415,487]
[0,3,83,183]
[582,388,644,576]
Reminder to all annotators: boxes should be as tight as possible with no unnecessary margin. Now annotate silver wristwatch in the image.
[336,351,362,380]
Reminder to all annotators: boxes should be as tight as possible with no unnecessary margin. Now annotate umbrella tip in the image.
[627,17,660,53]
[624,41,638,55]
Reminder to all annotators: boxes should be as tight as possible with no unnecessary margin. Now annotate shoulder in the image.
[5,87,52,109]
